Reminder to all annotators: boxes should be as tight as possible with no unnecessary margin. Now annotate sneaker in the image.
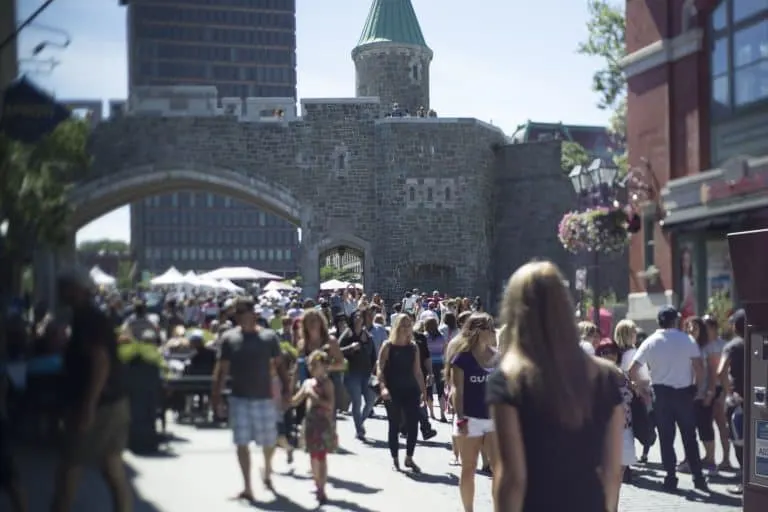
[676,460,690,473]
[703,461,718,476]
[727,483,743,495]
[422,429,438,441]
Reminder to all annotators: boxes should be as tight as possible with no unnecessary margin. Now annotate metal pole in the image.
[592,250,601,330]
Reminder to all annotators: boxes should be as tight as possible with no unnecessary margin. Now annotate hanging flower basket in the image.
[558,207,633,255]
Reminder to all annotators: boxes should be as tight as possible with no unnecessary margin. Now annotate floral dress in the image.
[618,370,636,465]
[303,377,338,454]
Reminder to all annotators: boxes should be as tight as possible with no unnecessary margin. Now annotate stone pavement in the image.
[6,405,744,511]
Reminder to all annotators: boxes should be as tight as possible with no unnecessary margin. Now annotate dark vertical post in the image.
[592,251,600,330]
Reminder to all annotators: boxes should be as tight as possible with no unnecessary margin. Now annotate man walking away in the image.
[628,306,708,492]
[212,297,291,502]
[717,309,747,495]
[51,268,132,512]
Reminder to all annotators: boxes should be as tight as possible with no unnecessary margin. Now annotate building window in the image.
[643,215,655,268]
[207,193,214,208]
[710,1,768,115]
[445,187,451,200]
[411,64,420,81]
[409,187,415,201]
[427,187,433,201]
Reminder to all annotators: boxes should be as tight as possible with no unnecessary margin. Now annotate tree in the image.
[578,0,626,111]
[78,239,130,253]
[319,265,360,283]
[578,0,628,173]
[116,260,135,289]
[561,141,591,173]
[0,119,90,295]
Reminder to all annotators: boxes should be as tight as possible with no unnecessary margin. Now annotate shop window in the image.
[709,1,768,116]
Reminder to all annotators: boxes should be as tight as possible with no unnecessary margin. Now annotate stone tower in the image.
[352,0,433,114]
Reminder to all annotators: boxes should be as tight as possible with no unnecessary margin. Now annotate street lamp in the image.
[568,158,622,328]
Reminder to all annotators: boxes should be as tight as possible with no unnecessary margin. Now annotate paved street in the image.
[9,405,744,511]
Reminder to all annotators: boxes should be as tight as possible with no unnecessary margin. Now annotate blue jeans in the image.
[344,372,376,434]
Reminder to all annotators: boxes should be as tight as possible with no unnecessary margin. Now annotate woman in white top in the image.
[614,319,655,465]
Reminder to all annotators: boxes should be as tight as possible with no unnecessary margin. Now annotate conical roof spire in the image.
[356,0,428,48]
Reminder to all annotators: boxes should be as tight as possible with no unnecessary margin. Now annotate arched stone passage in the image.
[315,233,375,292]
[70,165,303,229]
[35,165,324,304]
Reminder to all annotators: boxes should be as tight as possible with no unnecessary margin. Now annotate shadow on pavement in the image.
[404,471,458,486]
[328,475,381,494]
[324,497,377,512]
[684,490,742,508]
[7,447,162,512]
[249,491,312,511]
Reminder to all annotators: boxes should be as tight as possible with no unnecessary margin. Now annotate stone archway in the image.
[35,164,324,303]
[316,233,374,292]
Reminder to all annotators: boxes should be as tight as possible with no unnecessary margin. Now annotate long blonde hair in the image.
[613,319,638,352]
[444,312,494,381]
[498,261,592,429]
[389,313,413,343]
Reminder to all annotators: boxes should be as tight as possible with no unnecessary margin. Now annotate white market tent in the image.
[182,270,201,286]
[150,266,185,285]
[89,266,116,287]
[263,280,294,292]
[218,279,244,292]
[201,266,283,281]
[320,279,348,291]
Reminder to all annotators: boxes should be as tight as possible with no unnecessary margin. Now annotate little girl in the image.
[291,350,337,504]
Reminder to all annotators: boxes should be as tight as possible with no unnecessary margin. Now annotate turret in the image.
[352,0,433,115]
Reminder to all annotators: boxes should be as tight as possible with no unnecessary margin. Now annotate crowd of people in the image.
[0,259,748,511]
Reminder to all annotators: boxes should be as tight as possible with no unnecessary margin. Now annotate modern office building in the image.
[122,0,299,276]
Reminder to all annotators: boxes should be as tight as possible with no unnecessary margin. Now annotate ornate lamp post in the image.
[560,158,640,327]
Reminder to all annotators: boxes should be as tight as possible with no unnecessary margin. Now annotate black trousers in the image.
[653,384,703,478]
[385,390,420,460]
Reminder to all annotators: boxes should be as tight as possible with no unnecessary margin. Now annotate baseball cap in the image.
[729,309,746,325]
[187,329,205,342]
[657,305,680,326]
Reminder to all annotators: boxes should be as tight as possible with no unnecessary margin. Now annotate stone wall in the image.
[490,141,575,311]
[352,43,432,114]
[371,118,504,302]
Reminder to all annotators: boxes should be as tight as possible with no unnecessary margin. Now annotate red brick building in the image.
[624,0,768,328]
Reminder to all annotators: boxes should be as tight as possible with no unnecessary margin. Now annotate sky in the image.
[15,0,612,244]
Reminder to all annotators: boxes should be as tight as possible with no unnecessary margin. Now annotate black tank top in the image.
[384,342,419,394]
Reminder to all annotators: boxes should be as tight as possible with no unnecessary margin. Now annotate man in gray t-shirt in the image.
[219,327,281,399]
[212,297,290,501]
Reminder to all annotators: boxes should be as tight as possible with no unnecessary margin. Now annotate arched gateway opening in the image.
[35,165,372,303]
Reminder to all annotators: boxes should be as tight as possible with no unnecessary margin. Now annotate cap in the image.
[595,338,618,355]
[657,305,680,325]
[57,266,95,292]
[729,309,746,324]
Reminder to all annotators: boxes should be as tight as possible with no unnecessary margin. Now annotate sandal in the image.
[235,490,256,502]
[261,469,274,491]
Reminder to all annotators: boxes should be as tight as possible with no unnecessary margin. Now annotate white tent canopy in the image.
[201,266,283,281]
[320,279,348,291]
[263,280,294,292]
[218,279,244,292]
[182,270,200,286]
[89,266,116,287]
[150,266,185,285]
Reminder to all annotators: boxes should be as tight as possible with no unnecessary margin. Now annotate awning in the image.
[661,195,768,230]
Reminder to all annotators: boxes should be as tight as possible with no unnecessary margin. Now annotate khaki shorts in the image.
[62,398,130,466]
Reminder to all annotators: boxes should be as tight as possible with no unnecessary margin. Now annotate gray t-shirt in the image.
[218,327,281,399]
[698,340,723,396]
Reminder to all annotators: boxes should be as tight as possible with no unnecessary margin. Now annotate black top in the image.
[383,342,420,395]
[338,328,375,375]
[412,332,430,375]
[186,347,217,376]
[63,304,125,408]
[723,336,745,398]
[486,366,622,512]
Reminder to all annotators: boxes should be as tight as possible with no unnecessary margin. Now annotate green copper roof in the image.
[356,0,428,48]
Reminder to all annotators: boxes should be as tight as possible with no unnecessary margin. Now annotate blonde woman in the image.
[487,261,624,512]
[445,313,498,512]
[377,314,428,472]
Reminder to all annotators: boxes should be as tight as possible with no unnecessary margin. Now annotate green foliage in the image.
[707,290,735,338]
[577,0,626,111]
[561,141,591,173]
[580,287,622,312]
[117,260,135,289]
[78,238,130,253]
[0,119,90,294]
[320,265,360,283]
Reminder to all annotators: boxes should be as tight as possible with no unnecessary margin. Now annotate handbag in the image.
[630,393,656,447]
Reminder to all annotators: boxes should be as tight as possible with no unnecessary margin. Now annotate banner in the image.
[0,76,70,143]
